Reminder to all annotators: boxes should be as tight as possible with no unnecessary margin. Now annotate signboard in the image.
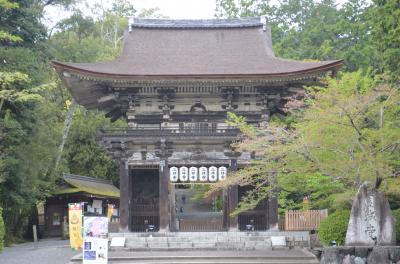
[189,167,198,181]
[83,217,109,264]
[169,167,179,182]
[83,237,108,264]
[218,166,227,181]
[199,167,208,181]
[68,203,83,250]
[179,166,189,182]
[209,166,218,182]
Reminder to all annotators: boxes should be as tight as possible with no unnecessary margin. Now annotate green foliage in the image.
[318,210,350,246]
[392,209,400,244]
[62,107,123,184]
[212,72,400,214]
[216,0,378,72]
[371,0,400,81]
[0,48,51,85]
[0,207,4,251]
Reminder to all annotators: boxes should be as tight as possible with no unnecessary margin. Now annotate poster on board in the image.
[83,217,109,264]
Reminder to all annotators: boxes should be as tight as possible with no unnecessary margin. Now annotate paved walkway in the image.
[0,238,77,264]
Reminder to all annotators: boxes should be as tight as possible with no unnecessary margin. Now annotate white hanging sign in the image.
[209,166,218,182]
[218,166,227,181]
[179,166,189,182]
[189,167,198,182]
[199,167,208,181]
[169,167,179,182]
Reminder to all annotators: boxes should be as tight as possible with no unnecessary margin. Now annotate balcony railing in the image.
[98,127,241,138]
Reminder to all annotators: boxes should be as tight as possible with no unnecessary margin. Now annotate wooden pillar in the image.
[228,159,238,231]
[222,189,228,230]
[119,160,130,232]
[268,195,279,230]
[159,159,169,232]
[169,183,177,231]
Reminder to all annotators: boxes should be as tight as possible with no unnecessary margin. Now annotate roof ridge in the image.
[129,17,264,29]
[62,173,113,185]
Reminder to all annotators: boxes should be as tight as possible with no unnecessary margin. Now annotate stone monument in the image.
[345,182,396,246]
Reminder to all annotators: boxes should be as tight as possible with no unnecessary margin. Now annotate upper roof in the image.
[53,17,342,79]
[54,173,120,199]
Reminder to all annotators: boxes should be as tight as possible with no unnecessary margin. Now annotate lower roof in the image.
[54,173,120,199]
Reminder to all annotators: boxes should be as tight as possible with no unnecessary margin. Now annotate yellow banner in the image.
[68,203,83,250]
[107,204,114,220]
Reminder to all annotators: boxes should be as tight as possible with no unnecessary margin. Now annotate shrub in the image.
[318,210,350,246]
[0,208,5,251]
[392,209,400,245]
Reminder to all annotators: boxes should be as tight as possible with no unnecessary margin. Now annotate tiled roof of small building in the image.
[54,173,120,198]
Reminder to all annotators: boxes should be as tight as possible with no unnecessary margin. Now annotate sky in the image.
[134,0,216,18]
[44,0,217,27]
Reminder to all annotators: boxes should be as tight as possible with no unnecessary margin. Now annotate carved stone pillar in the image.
[119,159,130,232]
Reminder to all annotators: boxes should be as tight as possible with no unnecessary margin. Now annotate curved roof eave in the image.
[52,59,343,81]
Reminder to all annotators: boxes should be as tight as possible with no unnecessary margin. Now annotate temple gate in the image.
[53,17,342,232]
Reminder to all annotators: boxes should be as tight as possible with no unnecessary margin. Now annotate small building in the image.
[43,173,120,237]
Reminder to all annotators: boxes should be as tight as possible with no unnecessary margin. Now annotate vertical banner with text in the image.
[68,203,83,250]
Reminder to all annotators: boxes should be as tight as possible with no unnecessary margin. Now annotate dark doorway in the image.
[130,169,159,232]
[238,185,269,231]
[174,184,224,231]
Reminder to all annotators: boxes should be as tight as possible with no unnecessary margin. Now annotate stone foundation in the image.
[319,246,400,264]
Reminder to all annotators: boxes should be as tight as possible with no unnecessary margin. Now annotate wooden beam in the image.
[98,94,117,105]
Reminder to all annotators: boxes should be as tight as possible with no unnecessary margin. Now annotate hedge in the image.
[318,210,350,246]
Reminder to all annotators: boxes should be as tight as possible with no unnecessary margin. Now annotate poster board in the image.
[83,217,109,264]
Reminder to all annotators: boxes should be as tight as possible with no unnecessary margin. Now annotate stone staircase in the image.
[109,231,310,251]
[70,249,319,264]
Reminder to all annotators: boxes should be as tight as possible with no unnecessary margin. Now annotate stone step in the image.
[70,249,319,264]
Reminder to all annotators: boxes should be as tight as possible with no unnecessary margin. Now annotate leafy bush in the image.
[392,209,400,245]
[318,210,350,246]
[0,208,5,251]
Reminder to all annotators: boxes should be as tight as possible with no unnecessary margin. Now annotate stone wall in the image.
[320,246,400,264]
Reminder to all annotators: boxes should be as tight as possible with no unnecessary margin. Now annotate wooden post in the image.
[268,195,279,230]
[119,160,130,232]
[159,159,169,232]
[170,183,177,231]
[33,225,38,249]
[228,159,238,231]
[222,189,228,230]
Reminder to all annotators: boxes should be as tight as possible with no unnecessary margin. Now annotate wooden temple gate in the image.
[53,17,342,233]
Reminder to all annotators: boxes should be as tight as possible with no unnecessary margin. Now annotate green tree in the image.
[210,72,400,213]
[215,0,377,72]
[371,0,400,81]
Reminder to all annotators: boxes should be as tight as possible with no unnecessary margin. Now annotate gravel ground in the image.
[0,238,78,264]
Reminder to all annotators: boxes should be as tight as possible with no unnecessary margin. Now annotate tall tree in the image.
[371,0,400,81]
[209,72,400,213]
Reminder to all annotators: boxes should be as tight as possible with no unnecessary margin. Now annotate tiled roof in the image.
[53,17,342,79]
[54,173,120,198]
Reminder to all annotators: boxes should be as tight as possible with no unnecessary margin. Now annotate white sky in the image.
[134,0,216,18]
[44,0,217,28]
